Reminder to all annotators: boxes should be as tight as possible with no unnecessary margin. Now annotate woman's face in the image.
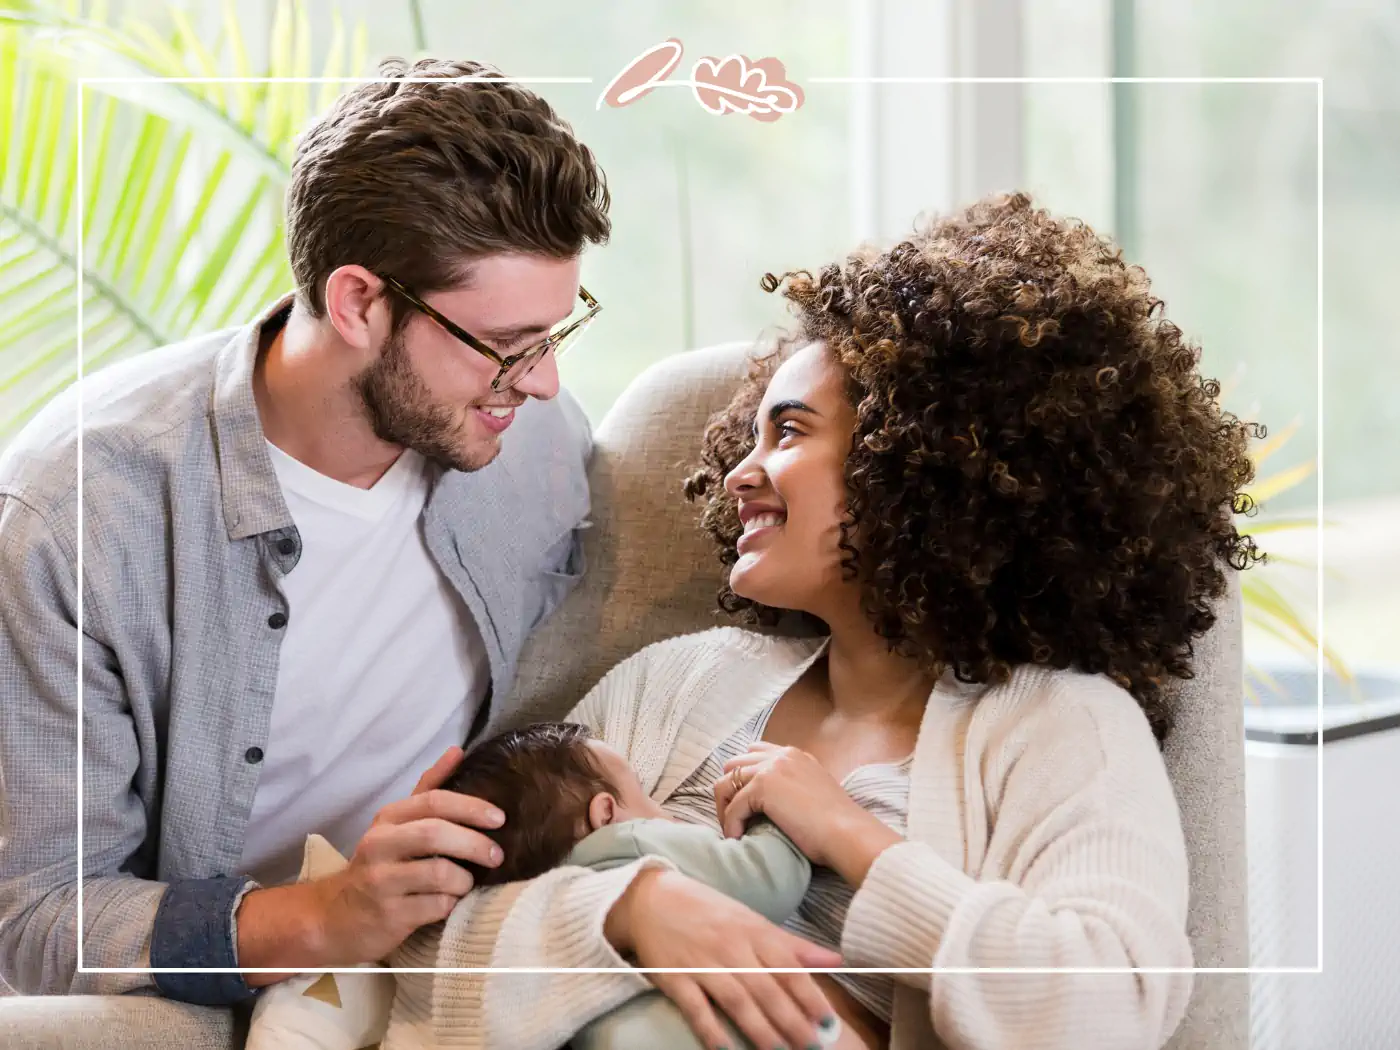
[722,342,856,619]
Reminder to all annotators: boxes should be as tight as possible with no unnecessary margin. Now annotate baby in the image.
[442,722,872,1050]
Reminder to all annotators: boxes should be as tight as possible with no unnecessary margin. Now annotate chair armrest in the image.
[0,994,243,1050]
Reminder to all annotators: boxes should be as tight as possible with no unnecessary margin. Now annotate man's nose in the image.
[513,349,560,401]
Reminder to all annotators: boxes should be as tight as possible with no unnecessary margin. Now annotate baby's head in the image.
[441,722,668,886]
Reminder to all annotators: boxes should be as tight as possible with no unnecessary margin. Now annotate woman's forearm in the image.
[393,862,666,1050]
[840,840,1192,1049]
[482,861,675,1048]
[830,813,904,889]
[600,864,665,954]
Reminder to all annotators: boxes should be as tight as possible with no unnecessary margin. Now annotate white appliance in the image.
[1243,665,1400,1050]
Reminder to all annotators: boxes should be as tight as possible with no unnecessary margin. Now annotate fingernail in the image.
[489,845,503,864]
[486,808,506,827]
[818,1016,838,1031]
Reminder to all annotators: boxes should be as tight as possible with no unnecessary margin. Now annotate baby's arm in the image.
[566,819,811,924]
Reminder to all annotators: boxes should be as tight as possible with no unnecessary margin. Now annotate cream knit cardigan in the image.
[384,627,1193,1050]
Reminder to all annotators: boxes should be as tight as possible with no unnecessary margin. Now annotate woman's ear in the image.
[587,792,618,831]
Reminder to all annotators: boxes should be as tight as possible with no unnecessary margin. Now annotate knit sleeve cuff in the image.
[426,858,676,1050]
[506,855,674,971]
[840,840,979,971]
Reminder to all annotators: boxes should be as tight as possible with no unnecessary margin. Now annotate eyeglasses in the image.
[378,273,601,392]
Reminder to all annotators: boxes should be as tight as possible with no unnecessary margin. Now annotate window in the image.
[1020,0,1396,669]
[6,0,1388,669]
[300,0,857,422]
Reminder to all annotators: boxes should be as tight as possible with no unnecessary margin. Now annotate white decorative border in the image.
[74,74,1325,977]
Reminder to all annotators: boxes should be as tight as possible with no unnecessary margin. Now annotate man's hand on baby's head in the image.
[441,722,637,884]
[301,746,509,965]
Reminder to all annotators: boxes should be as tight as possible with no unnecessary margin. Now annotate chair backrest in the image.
[507,343,1250,1050]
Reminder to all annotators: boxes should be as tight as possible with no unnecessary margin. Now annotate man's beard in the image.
[353,329,495,474]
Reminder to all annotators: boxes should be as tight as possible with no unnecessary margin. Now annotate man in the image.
[0,57,606,1006]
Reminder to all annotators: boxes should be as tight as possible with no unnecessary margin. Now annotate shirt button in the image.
[245,747,264,764]
[267,612,288,629]
[277,538,296,556]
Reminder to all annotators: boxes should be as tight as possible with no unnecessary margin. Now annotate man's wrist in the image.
[235,883,331,986]
[150,875,261,1005]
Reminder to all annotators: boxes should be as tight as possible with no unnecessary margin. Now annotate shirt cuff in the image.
[150,875,259,1005]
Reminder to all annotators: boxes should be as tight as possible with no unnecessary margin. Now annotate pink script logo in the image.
[598,39,804,122]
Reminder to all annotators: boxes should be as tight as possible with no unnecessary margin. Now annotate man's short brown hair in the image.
[441,722,617,886]
[286,57,610,319]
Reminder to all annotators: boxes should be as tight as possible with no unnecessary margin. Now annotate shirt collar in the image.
[212,295,296,540]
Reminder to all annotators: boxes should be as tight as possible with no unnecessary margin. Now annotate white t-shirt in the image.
[237,443,489,887]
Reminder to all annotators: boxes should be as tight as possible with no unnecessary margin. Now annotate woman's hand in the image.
[606,868,842,1050]
[714,742,902,883]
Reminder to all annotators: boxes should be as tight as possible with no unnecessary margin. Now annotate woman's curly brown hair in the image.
[685,192,1263,743]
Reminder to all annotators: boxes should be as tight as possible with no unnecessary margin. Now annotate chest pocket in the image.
[526,519,592,632]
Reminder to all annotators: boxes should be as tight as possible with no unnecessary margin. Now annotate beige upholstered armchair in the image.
[0,343,1250,1050]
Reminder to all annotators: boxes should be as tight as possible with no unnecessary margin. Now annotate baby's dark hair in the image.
[440,722,617,886]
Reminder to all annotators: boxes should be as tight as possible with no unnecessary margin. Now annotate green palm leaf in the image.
[1226,396,1350,694]
[1246,459,1316,507]
[0,1,367,445]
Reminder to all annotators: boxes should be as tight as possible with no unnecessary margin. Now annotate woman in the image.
[385,193,1260,1050]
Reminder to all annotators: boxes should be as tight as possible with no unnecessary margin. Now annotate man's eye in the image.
[496,332,546,353]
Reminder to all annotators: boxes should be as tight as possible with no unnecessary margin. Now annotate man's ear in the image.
[323,264,387,356]
[587,792,617,831]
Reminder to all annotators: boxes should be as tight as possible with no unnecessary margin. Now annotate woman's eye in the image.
[777,422,801,440]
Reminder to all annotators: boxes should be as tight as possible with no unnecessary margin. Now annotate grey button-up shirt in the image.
[0,299,592,1004]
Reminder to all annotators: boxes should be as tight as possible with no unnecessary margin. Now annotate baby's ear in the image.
[586,792,617,831]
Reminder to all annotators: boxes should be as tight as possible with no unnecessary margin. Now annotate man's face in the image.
[355,253,581,473]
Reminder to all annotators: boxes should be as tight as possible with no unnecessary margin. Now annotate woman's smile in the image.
[736,503,786,554]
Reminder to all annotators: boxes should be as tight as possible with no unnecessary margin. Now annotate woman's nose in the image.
[723,449,764,498]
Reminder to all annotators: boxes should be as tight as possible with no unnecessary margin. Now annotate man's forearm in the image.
[233,883,331,987]
[146,874,262,1004]
[0,874,165,996]
[0,871,267,1003]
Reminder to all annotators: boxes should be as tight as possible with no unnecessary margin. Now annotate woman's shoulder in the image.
[595,628,824,732]
[951,666,1183,841]
[589,628,826,782]
[973,665,1164,771]
[621,625,824,676]
[586,627,821,721]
